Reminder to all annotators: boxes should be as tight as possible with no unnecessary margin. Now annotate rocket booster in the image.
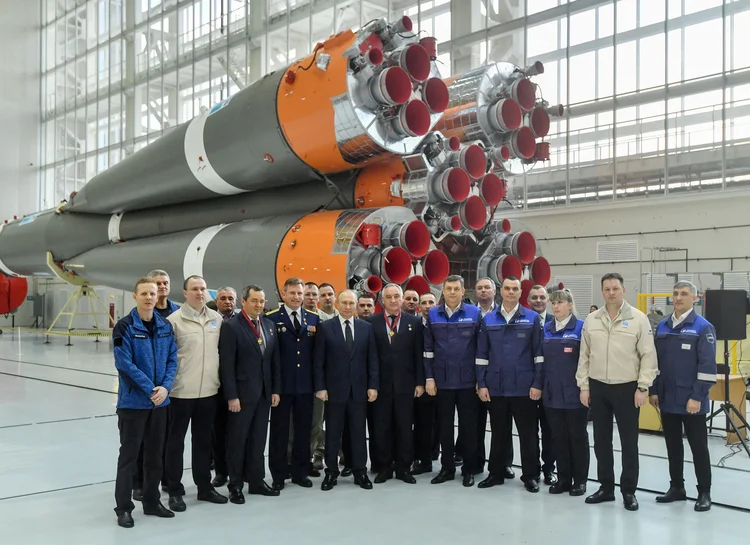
[64,17,449,214]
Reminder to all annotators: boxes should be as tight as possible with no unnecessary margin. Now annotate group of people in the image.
[111,269,718,529]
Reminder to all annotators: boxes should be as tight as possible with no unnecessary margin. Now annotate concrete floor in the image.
[0,330,748,544]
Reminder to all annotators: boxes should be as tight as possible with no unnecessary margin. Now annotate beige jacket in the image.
[576,301,657,391]
[167,304,223,399]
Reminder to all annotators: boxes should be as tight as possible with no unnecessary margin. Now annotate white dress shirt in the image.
[539,311,547,323]
[385,312,402,335]
[671,308,693,328]
[480,302,496,318]
[284,304,302,325]
[444,304,461,318]
[501,303,519,322]
[338,314,355,340]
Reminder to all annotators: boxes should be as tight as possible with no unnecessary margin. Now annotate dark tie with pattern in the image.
[253,319,265,353]
[344,320,354,351]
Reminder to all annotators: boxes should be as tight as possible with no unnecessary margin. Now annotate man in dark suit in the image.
[369,284,425,484]
[219,284,281,504]
[314,289,379,491]
[267,277,319,490]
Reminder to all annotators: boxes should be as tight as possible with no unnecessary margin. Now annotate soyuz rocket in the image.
[0,16,562,314]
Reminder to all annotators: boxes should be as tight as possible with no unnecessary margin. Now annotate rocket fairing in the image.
[0,16,555,313]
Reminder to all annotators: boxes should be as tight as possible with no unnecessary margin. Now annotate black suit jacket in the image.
[369,312,425,395]
[313,316,379,403]
[219,313,281,402]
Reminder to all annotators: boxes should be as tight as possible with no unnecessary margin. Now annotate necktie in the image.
[389,315,397,327]
[253,319,265,353]
[291,310,301,332]
[344,320,354,351]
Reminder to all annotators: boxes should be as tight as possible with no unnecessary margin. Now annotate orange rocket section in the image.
[275,210,350,295]
[276,31,355,174]
[354,159,407,208]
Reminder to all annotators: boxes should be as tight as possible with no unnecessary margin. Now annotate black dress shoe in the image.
[248,482,280,497]
[341,467,353,477]
[524,479,540,493]
[143,502,175,518]
[411,461,433,475]
[585,488,615,504]
[272,481,285,491]
[292,476,313,488]
[168,495,186,512]
[197,489,228,504]
[623,494,639,511]
[453,455,463,467]
[354,473,373,490]
[549,482,571,495]
[544,472,558,485]
[655,486,687,503]
[321,474,337,491]
[396,471,417,484]
[211,474,228,488]
[229,490,245,504]
[374,470,393,484]
[695,492,711,512]
[132,488,143,502]
[504,467,515,479]
[430,469,455,484]
[478,474,505,489]
[308,463,321,478]
[117,512,134,528]
[462,474,475,487]
[569,484,587,497]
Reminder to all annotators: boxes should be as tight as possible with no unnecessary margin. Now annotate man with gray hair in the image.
[650,281,716,512]
[214,287,237,320]
[148,269,180,319]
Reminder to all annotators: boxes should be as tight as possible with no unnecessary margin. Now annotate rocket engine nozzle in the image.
[422,77,449,114]
[393,100,432,137]
[504,126,536,159]
[487,254,523,285]
[453,144,487,179]
[422,249,450,285]
[530,256,551,286]
[457,195,489,231]
[404,275,431,295]
[529,107,551,138]
[433,167,471,204]
[478,173,506,207]
[488,98,522,133]
[370,66,413,106]
[393,43,431,82]
[385,220,431,258]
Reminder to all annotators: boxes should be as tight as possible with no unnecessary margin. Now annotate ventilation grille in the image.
[554,275,594,315]
[596,240,639,262]
[645,273,677,309]
[723,272,750,290]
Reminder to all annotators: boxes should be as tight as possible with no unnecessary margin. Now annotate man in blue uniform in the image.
[650,281,716,512]
[268,277,320,490]
[476,276,545,493]
[266,278,320,490]
[113,277,178,528]
[424,275,481,487]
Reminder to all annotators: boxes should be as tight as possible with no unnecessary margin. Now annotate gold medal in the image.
[258,338,263,345]
[389,330,395,337]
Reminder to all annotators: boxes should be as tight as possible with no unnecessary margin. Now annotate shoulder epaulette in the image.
[266,308,280,315]
[306,309,318,315]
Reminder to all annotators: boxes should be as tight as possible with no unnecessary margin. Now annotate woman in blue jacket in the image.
[541,289,589,496]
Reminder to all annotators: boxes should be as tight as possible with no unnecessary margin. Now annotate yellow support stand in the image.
[43,252,115,345]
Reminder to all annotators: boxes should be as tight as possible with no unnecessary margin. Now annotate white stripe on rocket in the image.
[183,224,231,280]
[184,111,245,196]
[108,212,124,243]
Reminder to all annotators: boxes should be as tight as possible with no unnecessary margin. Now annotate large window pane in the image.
[570,52,596,104]
[684,19,723,80]
[639,34,665,90]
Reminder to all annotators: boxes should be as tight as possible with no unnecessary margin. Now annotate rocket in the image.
[0,16,560,312]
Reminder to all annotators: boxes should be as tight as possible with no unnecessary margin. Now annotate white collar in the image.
[501,303,519,319]
[338,314,354,326]
[555,315,572,331]
[671,308,693,326]
[284,304,302,317]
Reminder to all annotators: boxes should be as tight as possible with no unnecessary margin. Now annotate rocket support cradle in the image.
[0,16,559,309]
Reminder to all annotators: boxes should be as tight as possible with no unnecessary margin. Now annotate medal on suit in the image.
[389,330,395,337]
[258,338,263,345]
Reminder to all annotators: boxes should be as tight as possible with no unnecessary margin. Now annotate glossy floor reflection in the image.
[0,330,748,545]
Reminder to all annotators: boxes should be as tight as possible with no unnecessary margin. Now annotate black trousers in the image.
[134,414,168,489]
[590,380,640,495]
[414,393,437,464]
[537,400,555,474]
[436,388,478,474]
[269,393,313,482]
[226,394,271,492]
[470,398,513,471]
[367,402,379,470]
[372,392,414,471]
[212,388,229,477]
[164,396,217,496]
[325,398,367,475]
[114,407,167,515]
[662,412,711,493]
[545,407,590,486]
[488,396,539,481]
